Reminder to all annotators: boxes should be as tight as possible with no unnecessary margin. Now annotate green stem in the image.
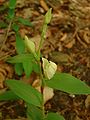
[37,23,47,54]
[38,61,46,119]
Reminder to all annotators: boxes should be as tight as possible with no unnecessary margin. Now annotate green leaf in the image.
[12,23,19,32]
[0,91,19,101]
[6,80,42,107]
[23,60,33,78]
[0,21,7,28]
[45,112,65,120]
[15,63,23,76]
[7,54,34,63]
[33,62,40,73]
[9,0,16,9]
[16,33,25,54]
[46,73,90,94]
[8,9,15,19]
[27,104,43,120]
[17,17,33,27]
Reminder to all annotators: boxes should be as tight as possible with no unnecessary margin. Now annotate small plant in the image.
[0,8,90,120]
[0,0,33,52]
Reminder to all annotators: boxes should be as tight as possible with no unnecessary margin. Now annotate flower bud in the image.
[42,58,57,79]
[44,8,52,24]
[24,36,35,53]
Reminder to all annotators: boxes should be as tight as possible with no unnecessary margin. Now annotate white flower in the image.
[42,58,57,79]
[24,36,35,53]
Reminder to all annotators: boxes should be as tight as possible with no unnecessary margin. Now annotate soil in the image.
[0,0,90,120]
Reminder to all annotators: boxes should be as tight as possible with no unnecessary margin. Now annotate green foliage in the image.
[44,8,52,24]
[46,73,90,94]
[23,60,33,78]
[8,8,15,19]
[7,54,34,63]
[0,91,19,101]
[27,104,43,120]
[15,63,23,76]
[33,62,40,73]
[16,33,25,54]
[17,17,33,27]
[8,0,16,19]
[6,80,42,107]
[7,53,37,77]
[45,112,65,120]
[0,21,7,28]
[9,0,16,9]
[12,23,19,32]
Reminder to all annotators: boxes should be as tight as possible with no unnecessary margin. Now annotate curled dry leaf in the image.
[85,95,90,108]
[83,30,90,44]
[0,34,5,47]
[60,33,67,42]
[64,39,75,49]
[0,62,14,88]
[43,86,54,103]
[0,72,5,88]
[39,0,49,11]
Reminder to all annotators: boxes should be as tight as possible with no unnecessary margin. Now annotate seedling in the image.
[0,8,90,120]
[0,0,33,52]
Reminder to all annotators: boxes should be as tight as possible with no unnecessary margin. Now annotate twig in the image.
[76,33,87,48]
[0,50,15,61]
[0,19,13,51]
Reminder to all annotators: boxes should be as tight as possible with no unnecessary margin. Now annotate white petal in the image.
[42,57,49,69]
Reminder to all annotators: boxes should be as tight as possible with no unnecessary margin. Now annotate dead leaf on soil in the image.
[32,79,54,103]
[49,51,71,63]
[0,62,14,89]
[64,39,75,49]
[39,0,49,11]
[85,95,90,108]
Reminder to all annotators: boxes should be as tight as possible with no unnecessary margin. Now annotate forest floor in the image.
[0,0,90,120]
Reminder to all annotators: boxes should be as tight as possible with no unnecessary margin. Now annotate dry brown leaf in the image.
[76,34,87,48]
[0,34,5,47]
[32,79,54,103]
[0,63,14,88]
[85,95,90,108]
[0,0,5,5]
[19,28,28,38]
[64,39,75,48]
[0,72,5,88]
[39,0,49,11]
[83,30,90,44]
[50,51,70,63]
[23,8,32,18]
[60,33,67,42]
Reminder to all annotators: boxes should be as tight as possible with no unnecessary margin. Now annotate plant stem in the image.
[0,19,13,51]
[38,61,46,119]
[37,23,47,54]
